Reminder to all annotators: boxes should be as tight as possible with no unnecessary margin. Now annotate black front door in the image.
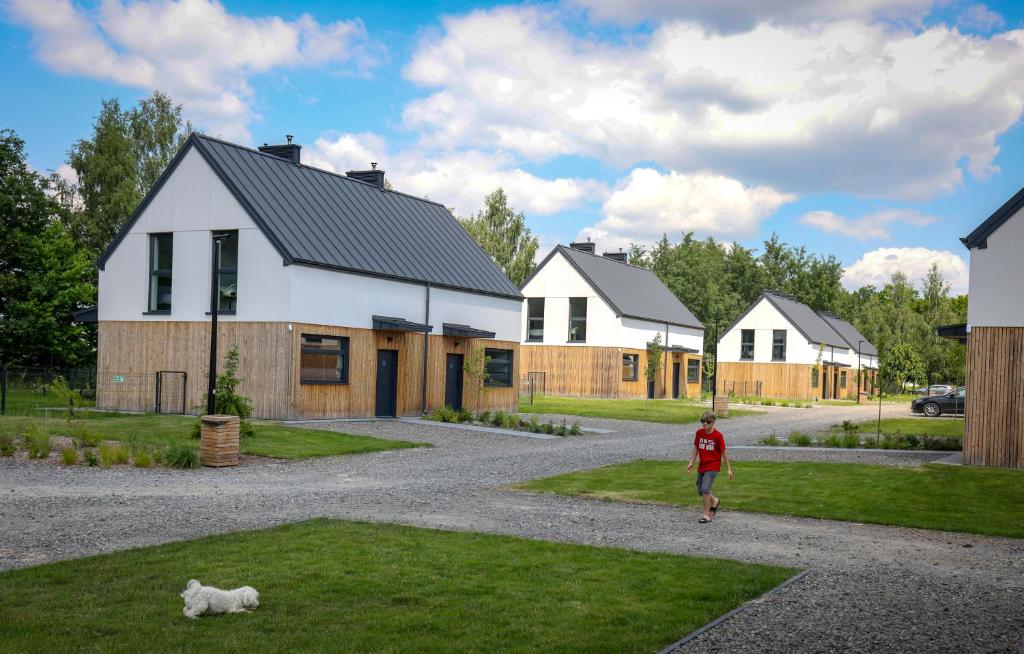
[672,362,680,399]
[822,365,829,399]
[445,353,464,411]
[375,350,398,417]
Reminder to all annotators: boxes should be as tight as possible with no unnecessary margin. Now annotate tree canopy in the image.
[459,188,539,287]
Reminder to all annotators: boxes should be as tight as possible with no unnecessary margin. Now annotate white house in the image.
[519,243,704,398]
[96,133,523,419]
[717,291,877,400]
[952,185,1024,468]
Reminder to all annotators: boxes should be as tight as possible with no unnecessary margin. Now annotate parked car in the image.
[911,387,966,417]
[912,384,955,396]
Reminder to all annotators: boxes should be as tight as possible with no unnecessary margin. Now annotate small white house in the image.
[95,133,523,419]
[519,243,704,398]
[717,291,877,400]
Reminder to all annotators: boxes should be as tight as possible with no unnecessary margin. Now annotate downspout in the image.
[422,283,430,414]
[664,323,669,398]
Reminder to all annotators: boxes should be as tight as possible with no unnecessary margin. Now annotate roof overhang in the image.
[650,342,699,354]
[372,315,433,333]
[442,323,496,339]
[822,360,852,368]
[72,306,98,324]
[936,323,969,345]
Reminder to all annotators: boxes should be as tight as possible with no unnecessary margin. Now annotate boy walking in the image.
[686,411,733,523]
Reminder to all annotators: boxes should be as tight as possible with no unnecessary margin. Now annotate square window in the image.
[300,334,349,384]
[484,348,513,387]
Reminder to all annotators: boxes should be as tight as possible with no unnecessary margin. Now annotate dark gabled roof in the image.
[819,313,878,356]
[98,134,522,300]
[523,245,703,330]
[723,291,848,349]
[372,316,433,333]
[961,184,1024,249]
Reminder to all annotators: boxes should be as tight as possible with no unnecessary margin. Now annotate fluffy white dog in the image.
[181,579,259,619]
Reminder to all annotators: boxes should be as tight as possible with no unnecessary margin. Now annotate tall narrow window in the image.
[772,330,786,361]
[687,359,700,383]
[214,230,238,312]
[840,371,847,389]
[484,348,513,387]
[622,354,639,381]
[527,298,545,341]
[568,297,587,342]
[300,334,349,384]
[148,233,173,312]
[740,329,754,360]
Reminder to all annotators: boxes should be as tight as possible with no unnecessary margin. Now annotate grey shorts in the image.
[696,471,718,496]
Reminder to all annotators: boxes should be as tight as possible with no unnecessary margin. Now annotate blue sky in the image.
[4,0,1024,294]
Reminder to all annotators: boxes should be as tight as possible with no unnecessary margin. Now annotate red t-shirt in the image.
[694,428,726,473]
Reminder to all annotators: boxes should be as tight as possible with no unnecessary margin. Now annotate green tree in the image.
[881,341,927,389]
[129,91,193,195]
[645,333,663,400]
[460,188,539,286]
[0,129,95,366]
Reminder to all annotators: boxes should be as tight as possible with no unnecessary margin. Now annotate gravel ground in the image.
[2,403,1021,652]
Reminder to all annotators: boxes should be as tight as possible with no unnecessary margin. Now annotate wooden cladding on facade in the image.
[964,327,1024,469]
[96,321,518,420]
[716,362,877,400]
[519,344,701,399]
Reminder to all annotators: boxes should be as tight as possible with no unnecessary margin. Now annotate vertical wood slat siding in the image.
[518,345,702,399]
[716,362,815,400]
[964,327,1024,469]
[97,321,518,420]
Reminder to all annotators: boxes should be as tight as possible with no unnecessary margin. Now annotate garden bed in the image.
[428,406,584,436]
[757,420,962,451]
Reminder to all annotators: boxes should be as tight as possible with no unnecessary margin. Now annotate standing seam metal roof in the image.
[760,293,850,349]
[99,134,522,299]
[546,245,704,329]
[819,313,878,356]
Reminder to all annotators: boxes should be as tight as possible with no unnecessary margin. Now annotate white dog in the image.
[181,579,259,619]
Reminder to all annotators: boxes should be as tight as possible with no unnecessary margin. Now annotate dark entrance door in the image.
[672,362,680,399]
[375,350,398,417]
[445,353,464,411]
[821,365,829,399]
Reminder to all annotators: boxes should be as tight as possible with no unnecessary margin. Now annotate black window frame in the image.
[622,354,639,381]
[526,297,545,342]
[772,330,786,361]
[840,370,847,389]
[740,329,755,360]
[147,232,173,313]
[213,230,239,313]
[484,348,514,387]
[299,334,350,385]
[687,359,700,383]
[568,297,587,342]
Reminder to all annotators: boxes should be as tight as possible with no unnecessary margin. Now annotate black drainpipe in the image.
[422,283,430,414]
[663,323,669,398]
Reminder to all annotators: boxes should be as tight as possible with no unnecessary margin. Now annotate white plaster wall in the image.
[520,250,621,346]
[620,318,704,353]
[428,287,522,342]
[99,147,290,321]
[717,298,820,364]
[968,204,1024,327]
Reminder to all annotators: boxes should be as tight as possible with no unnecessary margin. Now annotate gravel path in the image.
[1,403,1021,652]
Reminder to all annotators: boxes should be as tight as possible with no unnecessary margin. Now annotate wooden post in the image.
[713,395,729,417]
[200,415,239,467]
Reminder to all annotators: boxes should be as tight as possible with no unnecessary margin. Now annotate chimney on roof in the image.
[346,163,386,190]
[602,249,628,264]
[258,135,301,164]
[569,239,596,254]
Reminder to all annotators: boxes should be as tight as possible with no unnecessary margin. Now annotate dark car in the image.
[911,387,965,417]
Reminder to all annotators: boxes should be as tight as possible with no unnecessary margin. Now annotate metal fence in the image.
[519,371,546,405]
[0,368,189,417]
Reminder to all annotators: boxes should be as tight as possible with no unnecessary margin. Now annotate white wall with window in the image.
[519,251,620,346]
[619,317,703,353]
[717,298,824,364]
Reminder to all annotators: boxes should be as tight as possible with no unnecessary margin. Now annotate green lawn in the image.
[1,385,96,416]
[0,519,796,653]
[820,399,858,406]
[856,417,964,438]
[0,414,424,460]
[518,396,758,424]
[513,460,1024,539]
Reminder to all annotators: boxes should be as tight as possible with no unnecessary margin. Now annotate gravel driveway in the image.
[1,403,1021,652]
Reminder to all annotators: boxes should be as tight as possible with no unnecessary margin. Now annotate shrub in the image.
[822,433,842,448]
[61,447,79,465]
[430,406,458,423]
[840,420,858,438]
[758,434,781,446]
[476,411,491,425]
[501,413,518,429]
[787,431,812,447]
[921,436,962,451]
[25,425,52,459]
[528,416,540,433]
[73,424,102,447]
[83,448,98,466]
[779,400,790,407]
[189,421,201,439]
[0,433,15,456]
[842,432,861,449]
[164,444,199,469]
[48,375,79,420]
[762,399,776,406]
[554,423,568,436]
[491,411,506,427]
[569,421,582,436]
[98,443,116,468]
[456,408,473,423]
[133,449,153,468]
[240,420,255,438]
[541,421,555,434]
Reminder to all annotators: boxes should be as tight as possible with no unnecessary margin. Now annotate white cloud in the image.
[403,6,1024,199]
[568,0,940,32]
[580,168,793,250]
[957,4,1005,32]
[6,0,377,141]
[800,208,935,239]
[305,132,605,217]
[842,246,968,292]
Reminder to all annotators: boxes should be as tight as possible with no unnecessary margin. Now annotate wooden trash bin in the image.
[712,396,729,418]
[200,415,239,467]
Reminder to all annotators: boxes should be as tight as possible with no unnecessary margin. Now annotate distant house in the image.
[519,242,704,399]
[96,134,523,419]
[949,185,1024,468]
[717,291,878,400]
